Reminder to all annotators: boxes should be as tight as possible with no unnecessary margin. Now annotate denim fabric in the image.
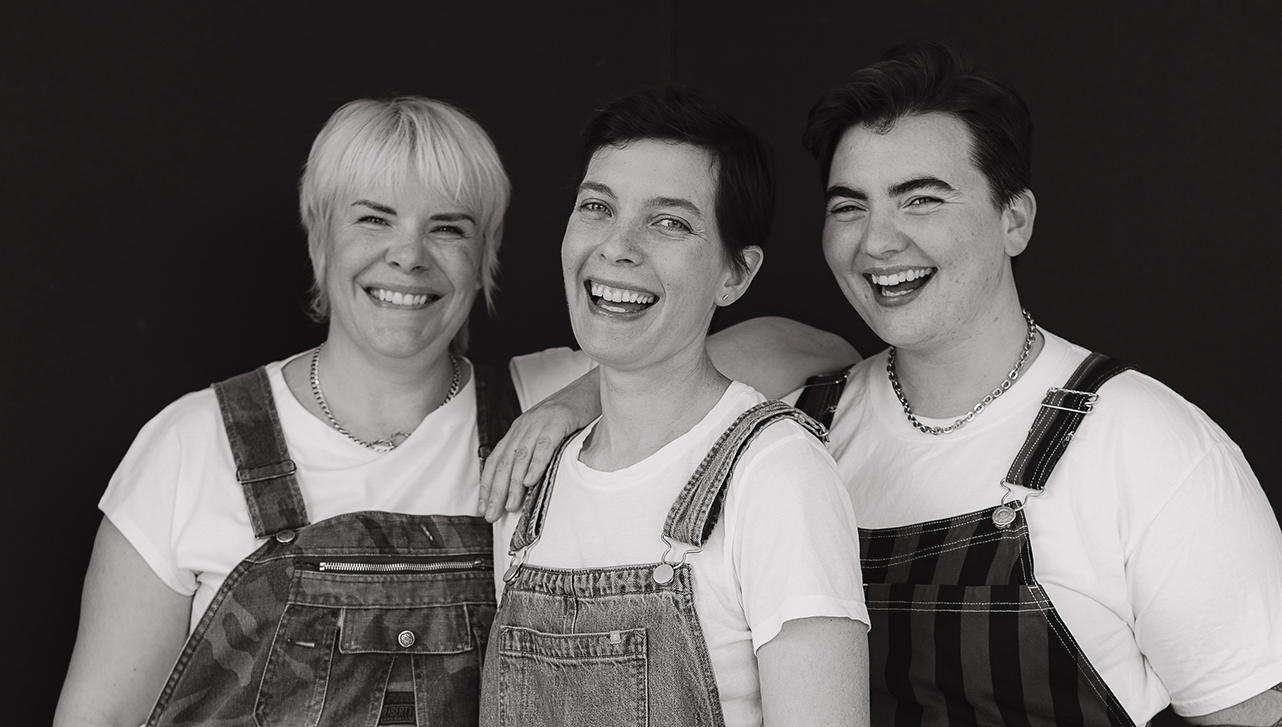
[147,512,495,727]
[143,364,519,727]
[482,565,722,727]
[481,401,825,727]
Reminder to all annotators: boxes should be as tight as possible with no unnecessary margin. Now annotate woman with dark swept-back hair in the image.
[480,86,870,726]
[802,40,1033,211]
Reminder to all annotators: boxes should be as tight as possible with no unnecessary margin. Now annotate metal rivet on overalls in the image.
[397,630,416,648]
[609,631,622,644]
[275,529,296,544]
[992,506,1017,529]
[652,563,675,584]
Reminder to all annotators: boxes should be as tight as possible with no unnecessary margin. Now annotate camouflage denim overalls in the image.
[144,363,520,727]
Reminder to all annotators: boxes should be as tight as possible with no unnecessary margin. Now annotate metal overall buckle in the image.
[653,535,704,584]
[992,481,1045,529]
[502,547,530,584]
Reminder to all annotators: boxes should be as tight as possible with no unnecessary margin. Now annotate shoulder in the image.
[1087,358,1237,460]
[508,347,597,410]
[724,385,844,498]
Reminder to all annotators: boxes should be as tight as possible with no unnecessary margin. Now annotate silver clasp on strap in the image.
[653,535,703,584]
[502,547,530,584]
[992,481,1046,529]
[1041,387,1100,415]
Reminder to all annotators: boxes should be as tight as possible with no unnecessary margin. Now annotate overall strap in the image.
[664,400,827,547]
[793,365,854,429]
[508,434,576,553]
[472,362,522,468]
[212,368,309,538]
[1004,353,1135,492]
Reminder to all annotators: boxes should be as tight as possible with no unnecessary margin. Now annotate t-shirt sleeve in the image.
[98,395,211,596]
[1128,439,1282,717]
[508,347,597,412]
[725,425,870,652]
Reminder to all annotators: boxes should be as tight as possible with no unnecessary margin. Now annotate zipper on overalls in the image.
[299,556,494,574]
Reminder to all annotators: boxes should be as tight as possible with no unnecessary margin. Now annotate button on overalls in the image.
[798,353,1136,726]
[480,401,826,727]
[144,363,520,727]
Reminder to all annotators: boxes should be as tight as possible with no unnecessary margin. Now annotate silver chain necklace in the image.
[887,309,1037,436]
[309,343,461,452]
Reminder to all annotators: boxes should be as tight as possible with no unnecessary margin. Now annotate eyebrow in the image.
[579,182,703,217]
[648,196,702,216]
[351,200,476,225]
[888,176,956,197]
[353,199,397,215]
[577,182,616,198]
[825,185,867,203]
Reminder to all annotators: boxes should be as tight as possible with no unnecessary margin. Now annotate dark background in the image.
[4,2,1278,723]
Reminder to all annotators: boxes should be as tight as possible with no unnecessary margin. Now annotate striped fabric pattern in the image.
[859,507,1134,727]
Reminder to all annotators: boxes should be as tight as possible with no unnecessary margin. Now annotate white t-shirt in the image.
[521,381,869,727]
[787,329,1282,723]
[101,350,594,632]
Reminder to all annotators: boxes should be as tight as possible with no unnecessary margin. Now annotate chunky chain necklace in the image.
[887,309,1037,436]
[309,343,461,452]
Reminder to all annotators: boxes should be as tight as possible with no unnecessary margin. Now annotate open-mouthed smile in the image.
[586,279,659,315]
[366,286,440,308]
[864,267,936,301]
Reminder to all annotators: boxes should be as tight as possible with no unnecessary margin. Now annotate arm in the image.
[478,318,859,519]
[757,616,870,726]
[53,517,192,727]
[708,316,860,398]
[1185,685,1282,726]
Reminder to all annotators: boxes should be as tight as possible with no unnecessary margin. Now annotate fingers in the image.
[480,437,518,522]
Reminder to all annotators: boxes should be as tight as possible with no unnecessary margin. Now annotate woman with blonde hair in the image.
[56,96,525,727]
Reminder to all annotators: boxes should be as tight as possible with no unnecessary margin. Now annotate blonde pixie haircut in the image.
[299,96,511,320]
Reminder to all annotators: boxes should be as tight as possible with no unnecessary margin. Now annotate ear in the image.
[717,246,764,307]
[1002,189,1036,257]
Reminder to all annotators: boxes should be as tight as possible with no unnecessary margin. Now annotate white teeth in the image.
[371,288,429,306]
[589,281,656,305]
[870,268,932,287]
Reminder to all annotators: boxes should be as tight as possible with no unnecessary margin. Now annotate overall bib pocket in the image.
[496,625,648,727]
[256,563,492,727]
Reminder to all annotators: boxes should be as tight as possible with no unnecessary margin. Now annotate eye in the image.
[577,200,612,219]
[905,196,943,210]
[827,201,865,219]
[431,224,467,237]
[655,217,691,233]
[357,214,391,226]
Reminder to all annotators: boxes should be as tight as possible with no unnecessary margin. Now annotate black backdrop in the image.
[4,3,1279,722]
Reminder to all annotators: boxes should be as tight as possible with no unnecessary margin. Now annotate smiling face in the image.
[822,112,1031,353]
[562,139,751,372]
[324,171,483,362]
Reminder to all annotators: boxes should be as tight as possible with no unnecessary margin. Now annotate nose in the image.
[861,207,910,259]
[597,221,643,266]
[385,230,433,273]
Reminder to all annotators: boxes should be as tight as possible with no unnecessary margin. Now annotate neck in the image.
[282,335,462,442]
[891,303,1042,419]
[581,344,730,472]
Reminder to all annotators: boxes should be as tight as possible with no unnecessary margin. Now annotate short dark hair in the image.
[802,41,1033,210]
[579,86,774,275]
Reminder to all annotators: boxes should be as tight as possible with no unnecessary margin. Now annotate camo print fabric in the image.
[146,511,496,727]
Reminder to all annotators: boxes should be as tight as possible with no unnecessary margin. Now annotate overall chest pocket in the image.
[255,558,496,727]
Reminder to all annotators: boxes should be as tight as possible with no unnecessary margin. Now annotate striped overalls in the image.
[798,353,1136,727]
[144,364,519,727]
[481,401,826,727]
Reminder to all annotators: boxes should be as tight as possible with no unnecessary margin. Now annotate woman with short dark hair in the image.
[481,88,870,727]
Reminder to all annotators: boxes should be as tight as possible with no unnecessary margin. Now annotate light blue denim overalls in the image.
[480,400,825,727]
